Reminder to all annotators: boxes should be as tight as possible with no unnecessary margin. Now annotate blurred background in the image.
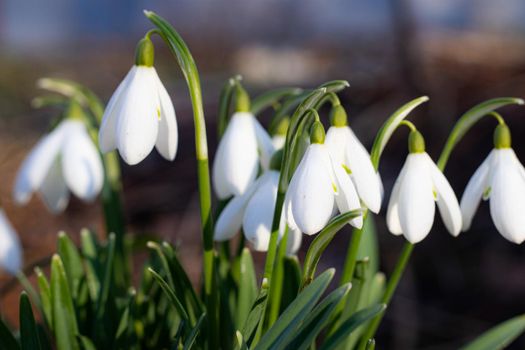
[1,0,525,348]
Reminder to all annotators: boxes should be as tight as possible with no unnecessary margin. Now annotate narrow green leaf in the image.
[183,312,206,350]
[251,87,303,115]
[302,210,364,287]
[80,229,101,302]
[437,97,524,170]
[320,304,386,350]
[57,232,84,299]
[366,339,376,350]
[0,317,20,350]
[279,256,301,313]
[235,248,258,328]
[20,292,42,350]
[234,330,249,350]
[35,267,52,328]
[255,269,335,350]
[460,314,525,350]
[51,254,80,350]
[148,268,191,326]
[370,96,429,169]
[241,287,268,347]
[356,216,379,277]
[284,284,352,350]
[77,335,97,350]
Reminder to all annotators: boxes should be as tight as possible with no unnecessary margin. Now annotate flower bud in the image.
[493,123,511,149]
[329,105,348,127]
[310,121,325,144]
[135,37,155,67]
[275,116,290,136]
[408,129,425,153]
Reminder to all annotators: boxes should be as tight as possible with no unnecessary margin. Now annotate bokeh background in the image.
[1,1,525,348]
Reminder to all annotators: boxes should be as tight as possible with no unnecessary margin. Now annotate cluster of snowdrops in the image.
[1,10,525,350]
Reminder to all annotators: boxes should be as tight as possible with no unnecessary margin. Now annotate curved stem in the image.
[145,10,217,348]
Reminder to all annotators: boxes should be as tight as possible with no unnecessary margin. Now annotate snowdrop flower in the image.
[214,152,301,254]
[14,119,103,213]
[99,37,178,165]
[387,129,462,243]
[325,106,383,213]
[0,209,22,275]
[285,121,363,235]
[212,87,275,199]
[271,117,290,150]
[460,124,525,244]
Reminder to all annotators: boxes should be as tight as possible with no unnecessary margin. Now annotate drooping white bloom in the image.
[386,152,462,244]
[460,148,525,244]
[272,134,286,150]
[98,65,178,165]
[285,122,363,235]
[14,120,104,213]
[212,112,275,199]
[0,210,22,274]
[325,125,383,213]
[214,170,301,254]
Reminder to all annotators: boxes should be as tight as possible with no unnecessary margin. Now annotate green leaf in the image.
[302,210,364,287]
[35,267,52,328]
[51,254,80,350]
[80,229,101,302]
[241,287,268,347]
[279,256,301,313]
[20,292,42,350]
[0,317,20,350]
[183,312,206,350]
[460,314,525,350]
[57,232,84,299]
[77,335,97,350]
[234,330,249,350]
[284,284,352,350]
[370,96,429,169]
[148,268,191,327]
[320,304,386,350]
[366,339,376,350]
[255,269,335,350]
[437,97,524,171]
[235,248,258,329]
[251,87,303,116]
[356,215,379,278]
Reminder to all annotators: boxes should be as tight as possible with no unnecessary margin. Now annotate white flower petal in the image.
[386,160,409,236]
[459,150,493,231]
[253,117,275,169]
[61,121,104,201]
[212,112,259,199]
[99,66,137,153]
[489,149,525,244]
[397,153,435,243]
[214,175,263,241]
[289,144,334,235]
[325,127,346,166]
[153,71,178,161]
[272,135,286,150]
[38,158,70,214]
[0,210,22,275]
[426,154,462,236]
[243,172,279,251]
[332,161,363,229]
[116,66,160,165]
[345,127,383,213]
[13,124,65,205]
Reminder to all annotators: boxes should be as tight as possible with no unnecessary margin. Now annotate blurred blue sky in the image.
[2,0,525,52]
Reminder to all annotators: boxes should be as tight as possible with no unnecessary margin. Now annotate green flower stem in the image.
[358,97,524,348]
[266,229,289,328]
[145,10,218,348]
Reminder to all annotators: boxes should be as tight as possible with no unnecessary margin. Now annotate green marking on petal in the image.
[332,182,338,193]
[342,164,352,175]
[157,107,161,120]
[482,186,491,200]
[432,188,438,200]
